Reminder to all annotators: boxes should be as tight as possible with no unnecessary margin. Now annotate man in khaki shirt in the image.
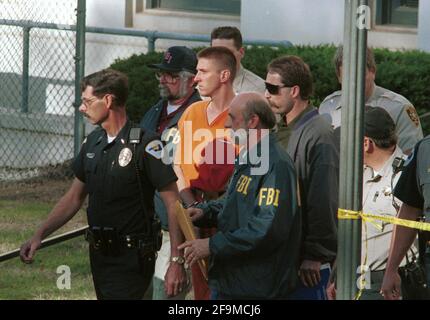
[319,47,423,154]
[211,26,265,94]
[360,107,417,299]
[327,106,418,300]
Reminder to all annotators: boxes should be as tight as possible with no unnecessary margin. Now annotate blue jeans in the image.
[288,264,331,300]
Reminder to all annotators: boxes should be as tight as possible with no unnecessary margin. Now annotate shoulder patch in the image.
[145,140,164,159]
[405,105,420,127]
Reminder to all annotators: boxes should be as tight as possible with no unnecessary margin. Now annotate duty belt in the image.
[85,227,154,255]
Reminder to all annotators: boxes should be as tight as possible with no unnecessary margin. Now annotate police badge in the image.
[118,147,133,167]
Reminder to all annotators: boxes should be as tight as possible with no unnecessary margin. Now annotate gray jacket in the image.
[277,107,339,262]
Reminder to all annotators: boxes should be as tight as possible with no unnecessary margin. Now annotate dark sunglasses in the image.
[265,82,288,95]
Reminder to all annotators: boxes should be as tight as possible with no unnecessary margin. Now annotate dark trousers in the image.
[425,246,430,289]
[89,247,155,300]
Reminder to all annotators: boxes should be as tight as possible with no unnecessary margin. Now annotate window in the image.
[146,0,241,16]
[375,0,419,28]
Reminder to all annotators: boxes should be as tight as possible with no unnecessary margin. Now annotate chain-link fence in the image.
[0,0,81,181]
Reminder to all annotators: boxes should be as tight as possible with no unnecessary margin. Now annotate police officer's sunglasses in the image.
[265,82,288,95]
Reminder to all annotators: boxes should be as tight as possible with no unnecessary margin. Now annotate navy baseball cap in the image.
[149,46,197,74]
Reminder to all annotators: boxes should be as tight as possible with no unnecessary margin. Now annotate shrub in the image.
[110,45,430,134]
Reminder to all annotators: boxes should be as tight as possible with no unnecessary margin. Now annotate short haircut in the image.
[211,26,243,49]
[267,55,314,100]
[371,135,398,149]
[334,46,377,78]
[197,46,237,81]
[364,106,397,149]
[81,69,128,107]
[242,97,276,129]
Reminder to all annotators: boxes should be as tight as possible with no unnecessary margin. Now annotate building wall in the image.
[241,0,420,50]
[241,0,344,45]
[418,0,430,52]
[86,0,126,28]
[133,6,239,51]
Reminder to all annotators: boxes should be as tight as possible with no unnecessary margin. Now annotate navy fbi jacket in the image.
[197,133,302,299]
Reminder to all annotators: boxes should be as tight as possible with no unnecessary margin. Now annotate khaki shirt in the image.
[362,146,417,271]
[233,65,266,94]
[319,85,423,153]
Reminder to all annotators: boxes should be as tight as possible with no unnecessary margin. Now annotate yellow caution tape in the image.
[338,208,430,232]
[338,208,430,300]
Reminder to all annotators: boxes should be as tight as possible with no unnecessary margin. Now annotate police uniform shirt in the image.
[233,64,266,94]
[72,120,177,235]
[319,85,423,153]
[362,146,416,271]
[394,136,430,221]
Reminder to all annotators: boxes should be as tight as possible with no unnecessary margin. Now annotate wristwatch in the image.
[183,201,200,209]
[170,256,185,265]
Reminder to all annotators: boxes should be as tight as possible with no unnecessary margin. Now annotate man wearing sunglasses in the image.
[140,46,200,300]
[265,55,339,300]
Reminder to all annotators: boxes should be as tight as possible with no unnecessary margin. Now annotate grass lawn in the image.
[0,199,96,300]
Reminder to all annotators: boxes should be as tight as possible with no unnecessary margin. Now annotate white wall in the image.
[86,0,126,28]
[133,8,239,51]
[368,30,417,50]
[417,0,430,52]
[241,0,344,45]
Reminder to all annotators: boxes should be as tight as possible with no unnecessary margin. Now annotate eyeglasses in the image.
[81,94,113,108]
[155,71,180,83]
[265,82,288,95]
[81,96,101,108]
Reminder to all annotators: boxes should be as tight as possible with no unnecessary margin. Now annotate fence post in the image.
[21,26,31,113]
[147,31,156,52]
[74,0,86,156]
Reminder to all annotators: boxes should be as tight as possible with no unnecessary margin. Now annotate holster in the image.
[85,224,162,257]
[85,226,121,256]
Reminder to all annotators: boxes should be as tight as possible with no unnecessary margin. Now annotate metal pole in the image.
[0,226,88,263]
[337,0,368,300]
[21,26,31,113]
[74,0,86,156]
[147,31,156,53]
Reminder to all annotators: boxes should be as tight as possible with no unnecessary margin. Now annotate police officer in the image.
[360,107,418,299]
[319,46,423,154]
[140,46,200,299]
[178,92,301,299]
[20,69,186,300]
[381,134,430,300]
